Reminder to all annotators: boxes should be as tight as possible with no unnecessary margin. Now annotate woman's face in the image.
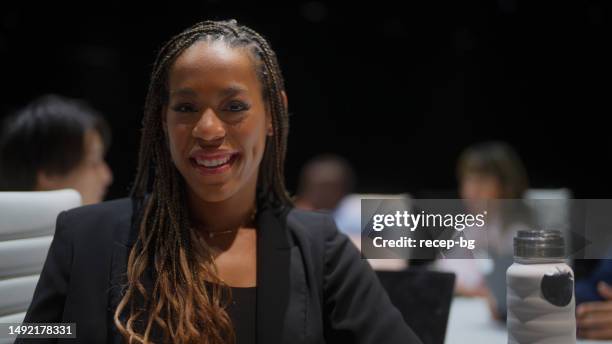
[460,172,503,201]
[37,129,113,205]
[460,172,503,213]
[164,40,271,203]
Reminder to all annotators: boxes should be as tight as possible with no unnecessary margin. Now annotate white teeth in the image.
[195,156,231,168]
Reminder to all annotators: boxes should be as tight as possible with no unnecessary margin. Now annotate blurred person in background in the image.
[294,155,409,271]
[294,153,355,212]
[0,94,113,204]
[435,141,533,300]
[575,254,612,338]
[457,141,533,254]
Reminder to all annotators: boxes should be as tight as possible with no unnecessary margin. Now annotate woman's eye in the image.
[225,101,249,112]
[172,103,197,113]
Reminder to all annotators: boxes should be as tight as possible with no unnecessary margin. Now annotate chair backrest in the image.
[334,193,412,236]
[524,188,572,232]
[376,269,456,344]
[0,189,81,325]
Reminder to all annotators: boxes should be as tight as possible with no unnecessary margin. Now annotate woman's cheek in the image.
[167,126,190,165]
[241,116,266,154]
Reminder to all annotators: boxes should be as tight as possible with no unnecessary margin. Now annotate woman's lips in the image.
[189,153,239,175]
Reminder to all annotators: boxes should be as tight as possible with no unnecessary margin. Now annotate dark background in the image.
[1,1,610,200]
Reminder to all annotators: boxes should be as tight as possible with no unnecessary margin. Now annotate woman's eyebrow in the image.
[170,88,197,97]
[220,84,248,97]
[169,85,248,98]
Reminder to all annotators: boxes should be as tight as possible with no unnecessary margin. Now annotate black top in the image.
[205,282,257,344]
[227,286,257,344]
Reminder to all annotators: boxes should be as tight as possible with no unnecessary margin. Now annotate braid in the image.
[115,19,292,343]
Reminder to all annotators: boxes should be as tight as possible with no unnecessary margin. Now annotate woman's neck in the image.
[187,181,257,233]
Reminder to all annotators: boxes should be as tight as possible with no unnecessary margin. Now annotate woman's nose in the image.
[192,108,226,141]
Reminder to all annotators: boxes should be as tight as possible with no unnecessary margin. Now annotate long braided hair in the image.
[114,20,292,343]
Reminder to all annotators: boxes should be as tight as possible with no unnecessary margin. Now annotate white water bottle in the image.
[507,230,575,344]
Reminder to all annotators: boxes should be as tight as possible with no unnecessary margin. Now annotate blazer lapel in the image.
[256,205,295,343]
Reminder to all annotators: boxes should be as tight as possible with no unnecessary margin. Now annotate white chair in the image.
[0,189,81,328]
[525,188,572,231]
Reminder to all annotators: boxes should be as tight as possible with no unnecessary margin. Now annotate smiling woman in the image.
[17,20,423,344]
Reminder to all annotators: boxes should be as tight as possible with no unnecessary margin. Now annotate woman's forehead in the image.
[168,40,259,92]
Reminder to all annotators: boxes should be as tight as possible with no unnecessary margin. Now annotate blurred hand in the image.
[455,281,490,298]
[577,281,612,339]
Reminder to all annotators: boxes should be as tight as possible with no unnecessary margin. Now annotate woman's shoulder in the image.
[284,207,346,248]
[286,207,337,233]
[56,197,134,247]
[64,197,133,217]
[60,197,133,228]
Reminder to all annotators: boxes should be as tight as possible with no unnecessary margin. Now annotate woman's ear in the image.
[266,116,273,136]
[268,91,288,136]
[281,90,288,113]
[266,91,288,136]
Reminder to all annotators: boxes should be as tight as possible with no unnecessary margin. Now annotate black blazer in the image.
[17,198,422,344]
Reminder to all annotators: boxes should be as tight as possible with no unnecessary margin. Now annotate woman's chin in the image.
[189,183,238,203]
